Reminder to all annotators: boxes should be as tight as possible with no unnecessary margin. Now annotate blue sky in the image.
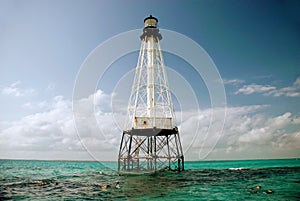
[0,0,299,161]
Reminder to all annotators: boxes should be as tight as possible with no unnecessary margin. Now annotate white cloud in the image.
[180,105,300,160]
[235,77,300,97]
[1,81,34,97]
[292,116,300,124]
[1,96,77,150]
[22,100,52,110]
[1,88,299,161]
[0,89,119,160]
[235,84,276,95]
[222,78,245,85]
[22,102,33,109]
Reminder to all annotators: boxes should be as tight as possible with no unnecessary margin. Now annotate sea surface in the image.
[0,159,299,200]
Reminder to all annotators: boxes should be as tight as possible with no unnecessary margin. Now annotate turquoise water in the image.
[1,159,299,200]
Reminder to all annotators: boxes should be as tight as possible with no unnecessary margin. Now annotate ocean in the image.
[0,159,299,200]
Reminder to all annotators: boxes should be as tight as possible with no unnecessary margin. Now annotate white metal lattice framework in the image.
[118,15,184,173]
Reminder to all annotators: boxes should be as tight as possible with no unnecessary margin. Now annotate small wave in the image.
[228,167,247,171]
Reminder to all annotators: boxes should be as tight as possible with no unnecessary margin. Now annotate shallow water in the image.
[1,159,299,200]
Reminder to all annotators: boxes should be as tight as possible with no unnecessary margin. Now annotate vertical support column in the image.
[147,137,150,169]
[178,133,184,171]
[150,136,153,170]
[154,136,157,171]
[178,158,181,172]
[167,135,171,170]
[127,135,133,171]
[118,132,125,171]
[174,133,182,171]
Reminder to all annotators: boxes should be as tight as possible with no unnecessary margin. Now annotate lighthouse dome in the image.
[144,15,158,28]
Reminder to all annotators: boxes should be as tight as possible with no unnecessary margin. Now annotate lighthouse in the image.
[118,15,184,172]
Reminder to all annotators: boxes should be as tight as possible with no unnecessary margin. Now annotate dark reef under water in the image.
[0,159,299,200]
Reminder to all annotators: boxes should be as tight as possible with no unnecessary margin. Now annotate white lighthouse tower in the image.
[118,15,184,172]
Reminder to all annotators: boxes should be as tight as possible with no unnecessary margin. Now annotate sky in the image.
[0,0,299,161]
